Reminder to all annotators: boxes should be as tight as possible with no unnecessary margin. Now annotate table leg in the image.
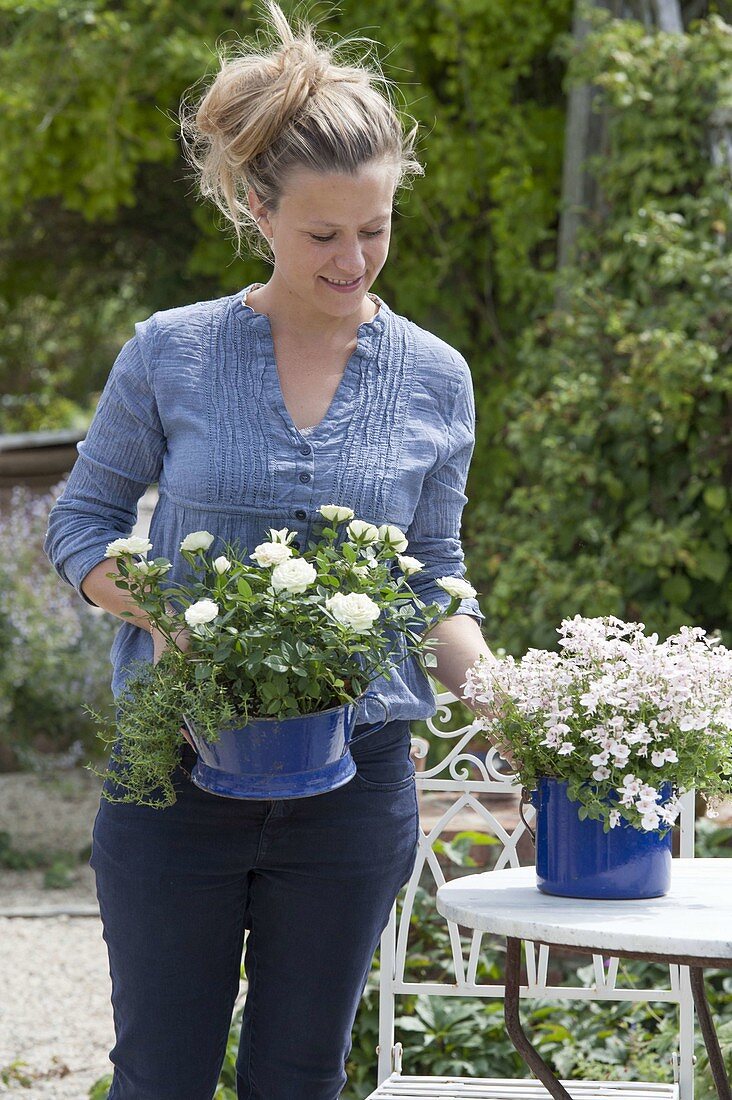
[504,937,574,1100]
[689,966,731,1100]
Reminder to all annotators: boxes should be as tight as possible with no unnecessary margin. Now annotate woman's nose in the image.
[334,238,366,274]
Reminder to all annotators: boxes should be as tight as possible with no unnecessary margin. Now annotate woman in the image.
[44,4,491,1097]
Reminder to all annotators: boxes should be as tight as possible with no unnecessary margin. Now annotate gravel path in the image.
[0,767,112,1097]
[0,915,115,1098]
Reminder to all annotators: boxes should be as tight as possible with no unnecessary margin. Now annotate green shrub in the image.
[468,12,732,654]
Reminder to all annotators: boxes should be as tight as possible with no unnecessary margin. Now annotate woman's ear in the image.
[248,187,273,241]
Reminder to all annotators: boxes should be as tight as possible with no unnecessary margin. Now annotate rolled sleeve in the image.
[404,358,484,627]
[43,324,165,605]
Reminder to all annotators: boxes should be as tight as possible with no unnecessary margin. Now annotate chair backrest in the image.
[375,687,696,1097]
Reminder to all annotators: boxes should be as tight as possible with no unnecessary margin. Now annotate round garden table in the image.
[436,859,732,1100]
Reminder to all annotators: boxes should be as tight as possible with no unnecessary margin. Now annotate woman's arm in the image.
[44,326,188,664]
[80,560,188,664]
[422,613,491,712]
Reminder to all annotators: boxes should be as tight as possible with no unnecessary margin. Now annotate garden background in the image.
[0,0,731,1097]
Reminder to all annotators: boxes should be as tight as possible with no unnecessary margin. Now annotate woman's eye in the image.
[309,228,386,243]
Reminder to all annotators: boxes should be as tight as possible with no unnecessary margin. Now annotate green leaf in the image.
[661,574,691,605]
[262,655,289,673]
[704,485,727,512]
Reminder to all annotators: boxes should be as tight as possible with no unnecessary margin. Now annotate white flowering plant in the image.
[88,505,478,805]
[462,616,732,834]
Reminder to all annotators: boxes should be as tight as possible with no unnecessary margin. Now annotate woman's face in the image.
[251,160,397,322]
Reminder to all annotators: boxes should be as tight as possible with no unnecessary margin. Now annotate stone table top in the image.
[436,859,732,959]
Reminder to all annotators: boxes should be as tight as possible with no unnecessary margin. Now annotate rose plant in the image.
[462,615,732,833]
[88,504,477,806]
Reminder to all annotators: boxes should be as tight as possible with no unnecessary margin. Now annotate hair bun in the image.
[178,0,423,257]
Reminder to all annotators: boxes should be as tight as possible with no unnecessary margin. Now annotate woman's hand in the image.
[150,621,191,666]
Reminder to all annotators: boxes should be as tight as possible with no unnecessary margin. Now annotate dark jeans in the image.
[90,716,419,1099]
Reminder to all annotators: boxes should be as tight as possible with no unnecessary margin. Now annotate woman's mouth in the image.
[320,275,365,293]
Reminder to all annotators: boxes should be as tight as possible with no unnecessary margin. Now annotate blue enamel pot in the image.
[181,694,389,800]
[531,777,673,899]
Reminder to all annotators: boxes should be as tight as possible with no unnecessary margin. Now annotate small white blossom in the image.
[105,536,153,558]
[267,527,292,544]
[557,742,575,755]
[437,577,477,600]
[651,748,678,767]
[180,530,215,553]
[377,524,409,552]
[593,766,611,781]
[213,556,232,574]
[325,592,380,633]
[184,599,219,626]
[609,742,631,765]
[252,542,293,567]
[346,519,380,544]
[270,558,317,595]
[319,505,355,524]
[396,554,424,576]
[608,810,621,829]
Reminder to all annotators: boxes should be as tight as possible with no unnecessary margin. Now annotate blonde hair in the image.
[178,1,423,256]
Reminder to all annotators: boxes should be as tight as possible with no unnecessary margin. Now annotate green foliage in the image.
[0,482,117,770]
[0,0,569,431]
[695,815,732,856]
[468,11,732,654]
[88,1073,113,1099]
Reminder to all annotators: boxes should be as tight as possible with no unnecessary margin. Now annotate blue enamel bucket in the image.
[531,777,673,899]
[181,695,389,800]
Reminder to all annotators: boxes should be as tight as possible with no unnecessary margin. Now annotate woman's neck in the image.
[244,277,378,345]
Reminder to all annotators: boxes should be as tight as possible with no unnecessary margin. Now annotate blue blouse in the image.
[44,283,484,727]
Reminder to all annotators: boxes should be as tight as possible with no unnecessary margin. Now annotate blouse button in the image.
[300,444,312,456]
[292,540,301,550]
[295,509,307,521]
[299,472,311,484]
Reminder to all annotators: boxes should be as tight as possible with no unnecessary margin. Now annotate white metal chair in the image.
[365,687,696,1100]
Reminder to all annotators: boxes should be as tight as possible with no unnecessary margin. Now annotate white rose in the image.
[213,556,232,574]
[180,531,215,553]
[319,504,355,523]
[105,536,153,558]
[252,542,293,567]
[271,557,317,594]
[377,524,408,553]
[437,576,477,600]
[184,598,220,626]
[396,554,424,576]
[325,592,381,633]
[351,564,371,579]
[346,519,380,544]
[267,527,292,544]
